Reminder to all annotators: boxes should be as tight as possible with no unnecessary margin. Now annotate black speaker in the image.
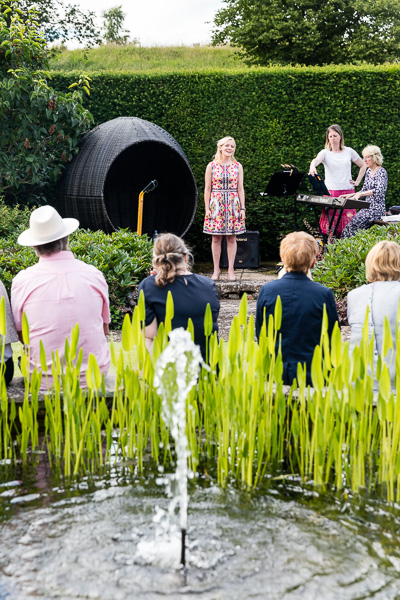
[221,231,260,269]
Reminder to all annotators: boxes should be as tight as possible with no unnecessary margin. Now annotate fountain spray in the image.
[154,328,202,567]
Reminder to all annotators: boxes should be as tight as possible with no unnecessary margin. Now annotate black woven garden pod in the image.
[56,117,198,236]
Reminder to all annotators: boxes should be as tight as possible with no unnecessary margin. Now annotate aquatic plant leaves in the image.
[187,318,195,341]
[204,303,213,338]
[378,363,391,402]
[137,289,146,323]
[274,295,282,332]
[0,297,5,338]
[382,316,394,359]
[70,323,80,361]
[8,279,400,501]
[311,345,324,391]
[330,322,341,368]
[86,353,101,390]
[22,312,29,345]
[267,314,275,355]
[39,340,47,372]
[121,313,133,351]
[164,291,174,334]
[238,293,248,327]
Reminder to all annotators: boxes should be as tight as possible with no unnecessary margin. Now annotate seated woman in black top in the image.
[138,233,220,360]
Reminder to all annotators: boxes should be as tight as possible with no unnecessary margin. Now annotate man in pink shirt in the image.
[11,206,111,387]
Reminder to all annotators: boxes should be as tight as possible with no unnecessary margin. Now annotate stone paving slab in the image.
[199,269,277,299]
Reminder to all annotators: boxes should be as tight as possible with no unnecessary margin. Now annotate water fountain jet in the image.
[154,328,202,567]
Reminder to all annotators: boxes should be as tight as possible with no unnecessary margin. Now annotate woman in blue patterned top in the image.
[341,145,387,238]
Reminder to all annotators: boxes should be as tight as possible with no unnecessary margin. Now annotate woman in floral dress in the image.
[341,145,387,238]
[203,136,245,281]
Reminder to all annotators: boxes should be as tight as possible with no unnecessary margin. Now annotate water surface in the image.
[0,461,399,599]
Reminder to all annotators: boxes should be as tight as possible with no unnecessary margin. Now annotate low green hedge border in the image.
[313,224,400,300]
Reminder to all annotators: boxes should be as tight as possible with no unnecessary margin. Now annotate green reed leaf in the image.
[64,337,70,364]
[20,352,29,378]
[121,313,133,351]
[330,322,341,368]
[10,399,16,423]
[76,348,83,372]
[382,316,393,359]
[320,303,328,342]
[187,317,195,341]
[22,312,29,345]
[165,291,174,334]
[296,362,306,389]
[238,293,248,327]
[39,340,47,372]
[137,289,146,323]
[0,297,5,337]
[378,363,391,402]
[204,303,213,337]
[86,353,102,390]
[70,323,80,360]
[311,345,324,391]
[354,378,364,412]
[267,314,275,355]
[376,354,382,381]
[109,339,118,366]
[273,352,283,383]
[274,295,282,332]
[377,393,386,421]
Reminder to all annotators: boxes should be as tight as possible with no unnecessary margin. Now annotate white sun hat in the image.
[17,206,79,247]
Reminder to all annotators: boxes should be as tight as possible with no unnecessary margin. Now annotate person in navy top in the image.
[138,233,220,361]
[256,231,339,386]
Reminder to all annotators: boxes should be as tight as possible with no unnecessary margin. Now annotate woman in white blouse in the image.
[309,124,366,237]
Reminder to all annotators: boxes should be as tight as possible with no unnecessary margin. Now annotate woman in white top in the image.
[309,124,366,237]
[348,240,400,391]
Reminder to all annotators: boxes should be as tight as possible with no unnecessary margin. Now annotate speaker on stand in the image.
[221,231,260,269]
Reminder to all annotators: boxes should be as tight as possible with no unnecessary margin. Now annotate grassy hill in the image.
[49,44,249,72]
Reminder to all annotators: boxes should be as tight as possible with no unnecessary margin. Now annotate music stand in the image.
[307,174,330,196]
[265,171,305,197]
[264,170,305,231]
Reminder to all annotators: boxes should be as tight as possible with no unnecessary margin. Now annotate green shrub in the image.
[0,228,153,327]
[0,199,31,238]
[313,224,400,299]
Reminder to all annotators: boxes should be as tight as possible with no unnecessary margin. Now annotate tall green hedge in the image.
[51,65,400,260]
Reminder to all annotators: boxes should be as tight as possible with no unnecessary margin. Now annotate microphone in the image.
[142,179,158,193]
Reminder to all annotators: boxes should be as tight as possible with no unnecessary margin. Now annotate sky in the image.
[73,0,223,47]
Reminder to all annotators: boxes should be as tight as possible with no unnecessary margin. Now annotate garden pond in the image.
[0,459,400,599]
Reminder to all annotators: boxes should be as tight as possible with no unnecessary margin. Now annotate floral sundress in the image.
[203,161,245,235]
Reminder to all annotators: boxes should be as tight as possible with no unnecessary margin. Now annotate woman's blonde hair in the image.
[325,124,344,151]
[363,144,384,166]
[280,231,318,273]
[365,241,400,282]
[213,136,236,163]
[153,233,192,288]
